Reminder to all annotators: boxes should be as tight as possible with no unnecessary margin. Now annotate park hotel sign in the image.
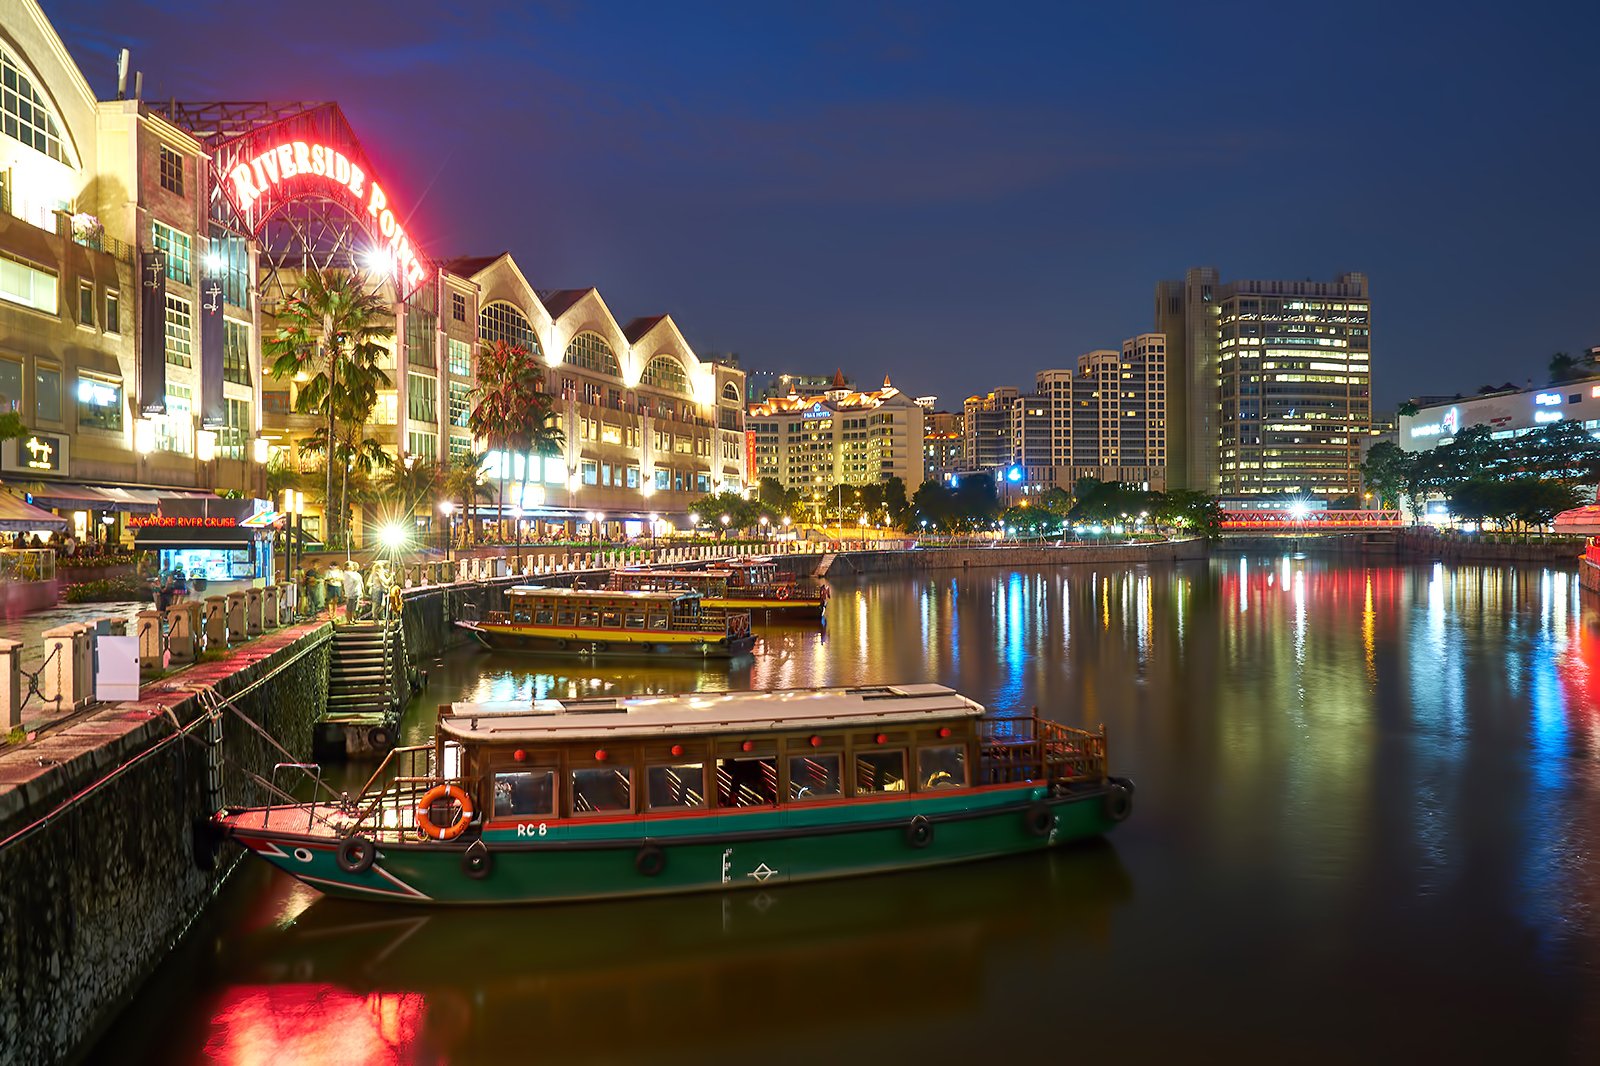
[226,141,426,288]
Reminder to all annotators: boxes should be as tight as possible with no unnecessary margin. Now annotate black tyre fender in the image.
[337,835,376,874]
[1024,801,1055,838]
[906,814,934,849]
[1103,782,1133,823]
[554,639,568,651]
[366,725,394,752]
[462,841,493,880]
[635,843,667,877]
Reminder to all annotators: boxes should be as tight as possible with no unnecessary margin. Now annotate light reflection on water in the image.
[96,556,1600,1063]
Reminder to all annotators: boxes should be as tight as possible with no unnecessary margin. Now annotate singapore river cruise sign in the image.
[225,140,426,289]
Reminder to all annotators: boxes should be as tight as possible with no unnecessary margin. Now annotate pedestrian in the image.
[344,561,365,621]
[155,569,172,612]
[324,563,344,620]
[305,564,325,617]
[171,568,189,604]
[369,563,389,621]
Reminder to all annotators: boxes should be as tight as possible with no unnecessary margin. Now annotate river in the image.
[94,555,1600,1063]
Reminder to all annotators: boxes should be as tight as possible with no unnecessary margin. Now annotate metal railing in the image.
[977,716,1106,787]
[0,549,56,582]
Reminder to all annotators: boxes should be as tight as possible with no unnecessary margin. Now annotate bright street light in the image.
[438,500,455,516]
[378,522,409,550]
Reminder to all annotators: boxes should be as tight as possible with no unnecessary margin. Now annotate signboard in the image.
[1409,406,1460,439]
[223,140,426,288]
[1,432,69,476]
[199,258,226,429]
[802,402,828,420]
[138,252,167,415]
[744,429,758,476]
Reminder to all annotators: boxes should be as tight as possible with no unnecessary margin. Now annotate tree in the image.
[265,267,392,548]
[688,490,758,535]
[881,476,911,528]
[1549,351,1583,384]
[441,451,494,544]
[382,457,443,525]
[468,340,563,541]
[755,477,804,519]
[1360,440,1411,509]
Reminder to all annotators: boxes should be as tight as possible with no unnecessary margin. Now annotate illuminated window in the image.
[407,430,437,460]
[447,337,471,377]
[449,382,470,428]
[407,372,437,423]
[219,398,250,460]
[157,384,192,454]
[0,47,70,164]
[565,332,620,377]
[449,434,471,461]
[0,253,57,313]
[641,355,689,394]
[480,301,540,357]
[164,294,192,367]
[223,319,250,384]
[152,222,191,285]
[158,145,184,196]
[75,373,122,431]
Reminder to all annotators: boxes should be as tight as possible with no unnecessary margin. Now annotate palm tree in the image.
[468,340,563,541]
[265,267,392,548]
[441,450,494,546]
[383,457,442,525]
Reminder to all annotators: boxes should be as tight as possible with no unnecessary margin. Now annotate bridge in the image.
[1219,510,1403,533]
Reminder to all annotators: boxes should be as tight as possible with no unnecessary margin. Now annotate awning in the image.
[0,493,69,532]
[133,526,265,552]
[8,483,217,513]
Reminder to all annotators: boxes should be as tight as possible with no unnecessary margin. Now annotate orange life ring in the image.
[416,784,474,841]
[776,585,791,600]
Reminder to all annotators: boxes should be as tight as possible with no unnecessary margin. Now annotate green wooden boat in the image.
[217,684,1133,905]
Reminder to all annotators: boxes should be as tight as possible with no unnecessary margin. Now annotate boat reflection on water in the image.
[207,845,1131,1063]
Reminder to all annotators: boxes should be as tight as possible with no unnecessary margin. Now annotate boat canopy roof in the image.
[1553,505,1600,537]
[439,684,986,743]
[507,586,697,602]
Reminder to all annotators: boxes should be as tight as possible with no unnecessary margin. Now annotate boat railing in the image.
[345,744,474,843]
[978,716,1106,788]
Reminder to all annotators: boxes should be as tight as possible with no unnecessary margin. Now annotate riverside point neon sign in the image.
[1410,406,1460,439]
[226,141,426,288]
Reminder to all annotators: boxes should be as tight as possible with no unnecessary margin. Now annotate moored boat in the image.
[216,684,1133,906]
[1553,505,1600,595]
[455,586,755,658]
[608,560,828,620]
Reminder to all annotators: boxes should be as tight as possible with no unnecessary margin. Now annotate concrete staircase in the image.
[318,620,405,758]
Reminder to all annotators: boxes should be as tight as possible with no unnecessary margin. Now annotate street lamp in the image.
[759,514,770,540]
[439,500,457,564]
[720,513,731,540]
[511,505,524,567]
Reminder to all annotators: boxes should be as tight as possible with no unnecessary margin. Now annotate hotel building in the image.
[923,409,963,483]
[747,372,925,494]
[1155,268,1371,498]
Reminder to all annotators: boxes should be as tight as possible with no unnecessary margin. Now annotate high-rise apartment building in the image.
[923,409,963,482]
[1155,268,1371,498]
[747,372,925,493]
[961,388,1018,471]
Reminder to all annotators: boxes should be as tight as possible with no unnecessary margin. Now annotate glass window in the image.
[75,374,121,431]
[479,301,540,357]
[646,762,705,809]
[152,222,191,285]
[600,609,621,628]
[158,144,184,195]
[262,390,290,415]
[0,360,20,411]
[576,608,598,628]
[449,381,470,428]
[0,253,57,313]
[494,769,555,818]
[641,355,690,394]
[534,608,554,625]
[449,434,471,461]
[34,366,60,423]
[623,611,645,629]
[165,294,193,367]
[571,768,631,814]
[447,337,471,377]
[654,469,670,491]
[648,613,669,631]
[918,745,967,790]
[718,757,778,808]
[788,753,842,801]
[563,332,620,377]
[219,398,249,460]
[555,608,575,626]
[405,303,436,368]
[157,383,191,454]
[582,459,598,486]
[223,319,250,384]
[0,46,70,164]
[105,291,119,333]
[406,430,437,461]
[855,750,907,794]
[451,292,466,322]
[408,372,437,422]
[77,281,93,326]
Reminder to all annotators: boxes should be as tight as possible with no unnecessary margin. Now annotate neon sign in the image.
[226,141,426,288]
[24,437,53,470]
[1535,410,1563,424]
[802,403,829,420]
[1535,392,1562,406]
[1410,406,1460,438]
[127,515,239,528]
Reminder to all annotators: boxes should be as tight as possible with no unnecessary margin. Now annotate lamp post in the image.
[759,514,769,542]
[511,505,524,568]
[720,513,731,541]
[439,500,456,565]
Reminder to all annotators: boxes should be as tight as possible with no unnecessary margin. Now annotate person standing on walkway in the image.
[344,562,365,622]
[324,563,344,621]
[305,564,325,618]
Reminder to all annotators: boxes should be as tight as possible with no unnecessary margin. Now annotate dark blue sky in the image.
[54,0,1600,411]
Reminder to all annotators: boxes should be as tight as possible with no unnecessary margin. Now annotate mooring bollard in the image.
[245,587,265,635]
[262,585,280,628]
[136,611,162,670]
[40,624,91,711]
[204,596,229,650]
[226,591,248,640]
[278,582,297,621]
[0,639,22,730]
[166,602,198,663]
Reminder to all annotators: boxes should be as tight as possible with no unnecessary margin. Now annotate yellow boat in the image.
[608,560,828,621]
[456,586,755,658]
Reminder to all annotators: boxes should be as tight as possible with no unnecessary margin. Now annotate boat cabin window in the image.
[535,608,554,625]
[856,750,908,794]
[600,608,622,628]
[556,608,576,626]
[512,603,533,623]
[577,608,598,628]
[648,613,669,630]
[571,767,632,814]
[718,757,778,807]
[788,753,842,800]
[494,769,556,817]
[624,611,646,630]
[918,745,967,790]
[646,762,705,809]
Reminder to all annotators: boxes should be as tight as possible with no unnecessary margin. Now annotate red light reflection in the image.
[204,984,425,1066]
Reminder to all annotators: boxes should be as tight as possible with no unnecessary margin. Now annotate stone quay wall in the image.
[1393,529,1582,568]
[0,622,331,1065]
[818,539,1208,577]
